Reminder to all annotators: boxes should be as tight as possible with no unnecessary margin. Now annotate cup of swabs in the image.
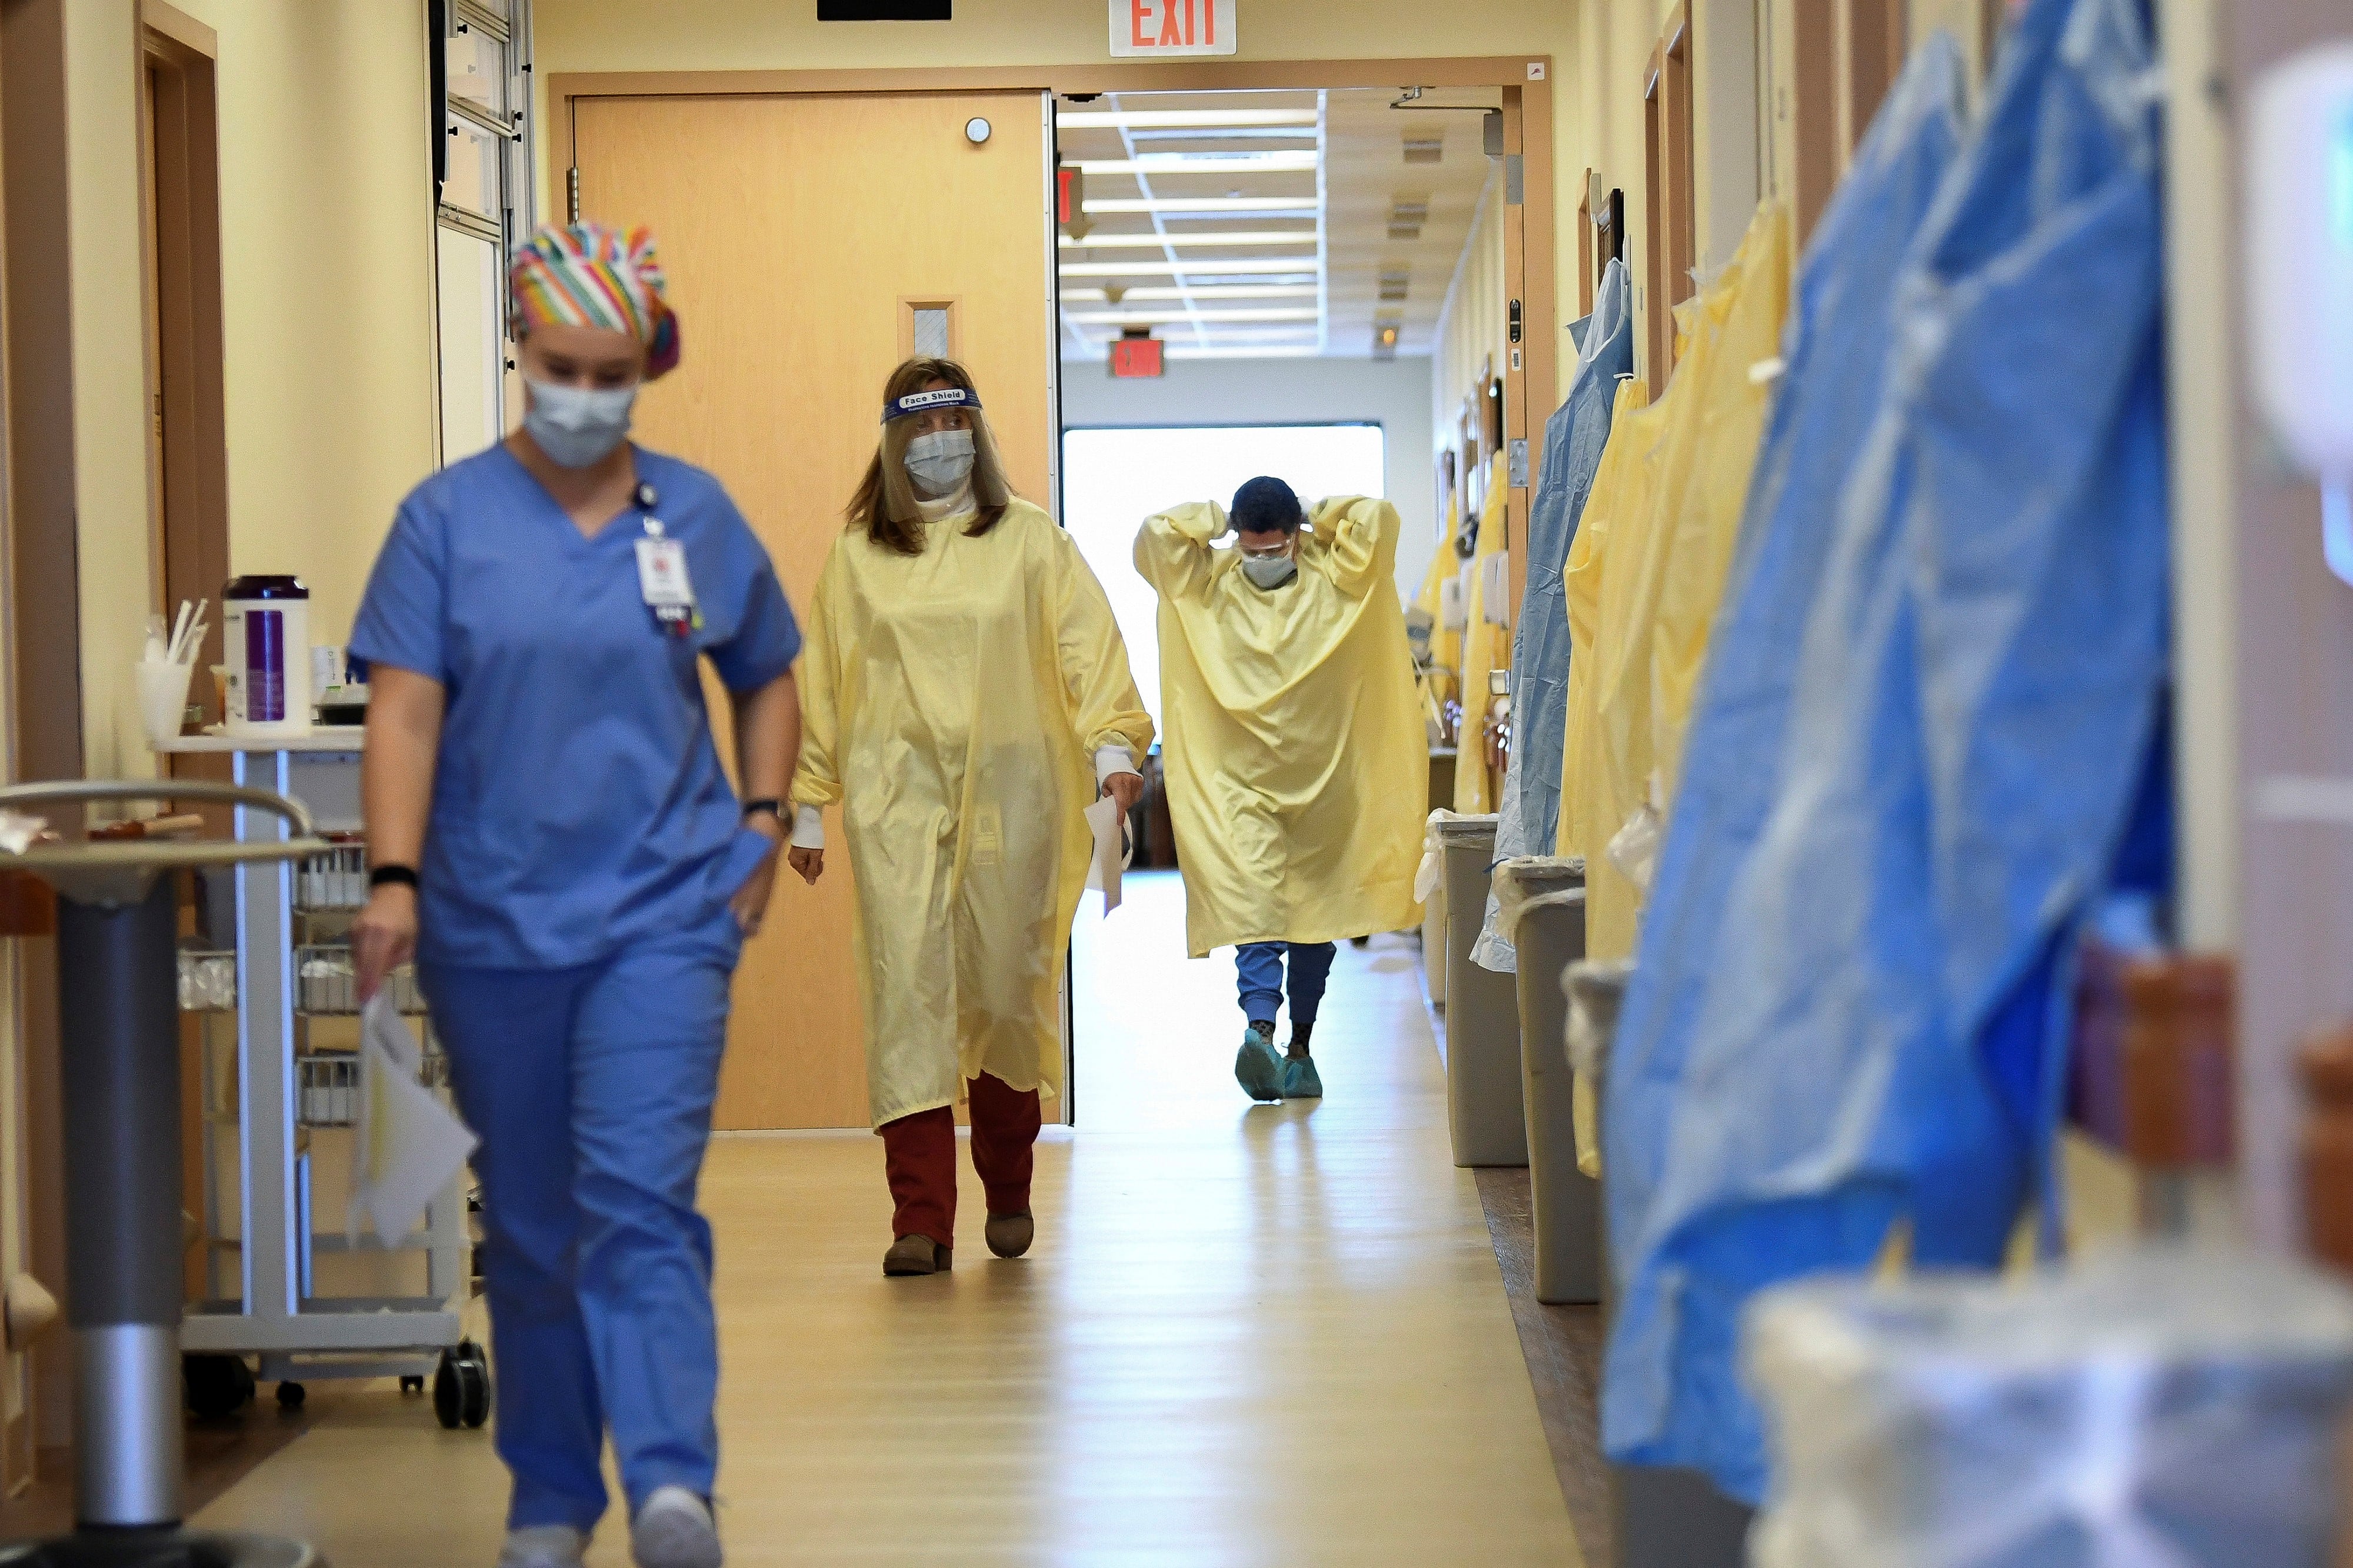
[136,598,208,748]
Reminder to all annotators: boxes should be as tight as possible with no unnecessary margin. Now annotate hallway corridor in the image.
[189,872,1577,1564]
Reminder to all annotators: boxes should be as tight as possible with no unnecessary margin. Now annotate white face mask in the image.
[905,429,976,496]
[523,379,637,469]
[1241,553,1298,590]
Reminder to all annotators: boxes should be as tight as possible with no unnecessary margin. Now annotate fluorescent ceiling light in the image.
[1083,197,1316,214]
[1076,153,1319,175]
[1066,308,1321,324]
[1058,258,1319,277]
[1058,109,1319,129]
[1061,284,1320,301]
[1059,230,1317,249]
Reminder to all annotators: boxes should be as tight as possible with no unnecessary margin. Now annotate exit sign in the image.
[1111,0,1235,57]
[1110,336,1164,378]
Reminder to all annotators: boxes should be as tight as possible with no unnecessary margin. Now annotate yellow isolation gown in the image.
[1558,205,1790,1173]
[1134,496,1426,958]
[1453,452,1514,813]
[1562,203,1790,965]
[792,498,1154,1128]
[1414,503,1465,679]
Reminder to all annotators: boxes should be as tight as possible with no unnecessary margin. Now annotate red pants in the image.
[879,1073,1041,1247]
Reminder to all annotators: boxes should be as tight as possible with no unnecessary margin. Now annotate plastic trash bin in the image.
[1568,956,1754,1568]
[1438,814,1524,1167]
[1747,1247,2353,1568]
[1495,857,1597,1303]
[0,779,328,1567]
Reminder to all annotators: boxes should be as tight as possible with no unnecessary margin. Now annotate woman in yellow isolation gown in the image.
[788,357,1153,1276]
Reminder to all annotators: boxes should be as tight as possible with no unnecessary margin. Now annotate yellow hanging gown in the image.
[792,499,1154,1128]
[1135,496,1426,958]
[1454,452,1514,813]
[1558,205,1791,1175]
[1562,203,1791,964]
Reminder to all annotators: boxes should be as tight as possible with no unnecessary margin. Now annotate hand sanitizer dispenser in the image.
[2247,42,2353,584]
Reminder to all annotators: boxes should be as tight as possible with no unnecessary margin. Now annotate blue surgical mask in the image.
[524,378,637,468]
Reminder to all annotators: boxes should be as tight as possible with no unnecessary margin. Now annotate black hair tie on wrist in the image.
[370,864,420,890]
[742,798,784,820]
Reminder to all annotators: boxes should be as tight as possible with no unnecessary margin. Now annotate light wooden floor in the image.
[193,872,1579,1564]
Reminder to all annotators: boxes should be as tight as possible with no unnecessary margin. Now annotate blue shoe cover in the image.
[1279,1054,1323,1099]
[1234,1028,1284,1102]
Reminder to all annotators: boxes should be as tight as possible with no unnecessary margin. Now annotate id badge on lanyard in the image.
[632,483,699,639]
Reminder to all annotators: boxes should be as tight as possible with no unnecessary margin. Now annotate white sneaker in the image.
[497,1524,588,1568]
[632,1485,722,1568]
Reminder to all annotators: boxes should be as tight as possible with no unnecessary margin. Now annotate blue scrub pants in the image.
[422,916,741,1533]
[1235,941,1336,1032]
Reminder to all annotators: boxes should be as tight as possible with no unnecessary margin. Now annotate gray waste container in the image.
[1495,856,1597,1304]
[1421,862,1448,1009]
[1438,814,1524,1167]
[1568,957,1755,1568]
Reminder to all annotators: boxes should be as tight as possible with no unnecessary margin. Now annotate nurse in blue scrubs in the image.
[349,223,798,1568]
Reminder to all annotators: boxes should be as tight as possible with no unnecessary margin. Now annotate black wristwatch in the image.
[742,798,783,822]
[369,863,419,890]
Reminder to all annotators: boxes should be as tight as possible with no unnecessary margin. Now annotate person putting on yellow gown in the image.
[1134,478,1425,1102]
[788,357,1153,1276]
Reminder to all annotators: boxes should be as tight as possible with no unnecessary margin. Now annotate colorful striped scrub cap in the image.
[508,222,681,381]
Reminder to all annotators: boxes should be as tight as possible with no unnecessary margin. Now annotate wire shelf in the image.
[295,945,426,1016]
[295,843,371,913]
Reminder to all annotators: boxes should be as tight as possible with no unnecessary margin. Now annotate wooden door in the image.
[575,90,1056,1130]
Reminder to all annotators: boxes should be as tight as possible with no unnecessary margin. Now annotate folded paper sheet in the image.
[1083,793,1128,913]
[349,994,478,1247]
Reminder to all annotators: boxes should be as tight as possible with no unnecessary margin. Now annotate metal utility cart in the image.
[0,779,324,1564]
[162,732,488,1429]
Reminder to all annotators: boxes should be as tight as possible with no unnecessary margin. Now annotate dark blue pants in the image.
[1235,941,1337,1030]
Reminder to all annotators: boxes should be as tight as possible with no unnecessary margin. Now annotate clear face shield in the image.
[877,385,1012,523]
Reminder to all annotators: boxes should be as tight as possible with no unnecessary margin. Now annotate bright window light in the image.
[1062,423,1387,731]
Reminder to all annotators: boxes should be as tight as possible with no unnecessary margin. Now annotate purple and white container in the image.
[223,575,311,738]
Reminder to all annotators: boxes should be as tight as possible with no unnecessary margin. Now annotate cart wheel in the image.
[183,1353,254,1421]
[275,1380,306,1410]
[436,1340,492,1430]
[400,1374,425,1395]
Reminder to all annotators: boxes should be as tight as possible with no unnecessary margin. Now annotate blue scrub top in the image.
[351,444,801,970]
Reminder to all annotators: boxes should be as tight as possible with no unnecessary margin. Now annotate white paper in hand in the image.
[349,993,478,1246]
[1083,794,1131,914]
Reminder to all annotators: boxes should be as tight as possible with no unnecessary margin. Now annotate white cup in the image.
[136,660,196,750]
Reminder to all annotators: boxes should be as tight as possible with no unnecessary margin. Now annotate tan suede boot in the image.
[985,1211,1035,1259]
[883,1234,951,1276]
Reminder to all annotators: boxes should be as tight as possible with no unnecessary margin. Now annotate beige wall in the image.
[63,1,153,784]
[60,0,438,780]
[174,0,439,645]
[1432,166,1508,505]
